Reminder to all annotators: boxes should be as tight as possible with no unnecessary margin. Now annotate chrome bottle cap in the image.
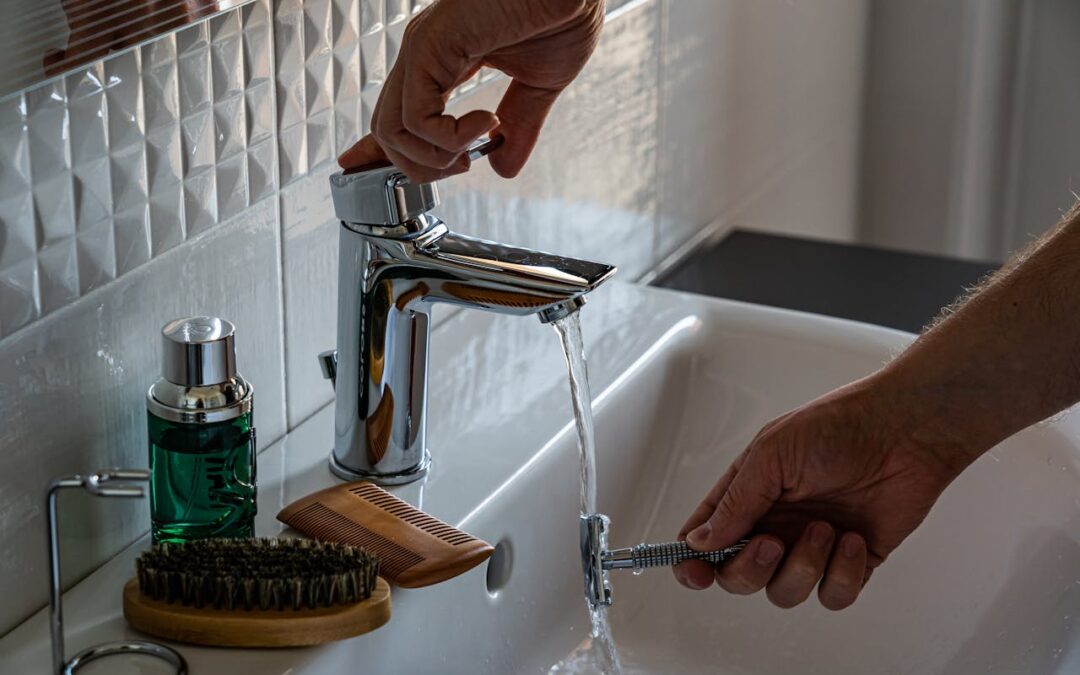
[161,316,236,386]
[149,317,252,424]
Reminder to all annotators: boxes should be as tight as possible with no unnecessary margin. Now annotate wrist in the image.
[860,365,991,477]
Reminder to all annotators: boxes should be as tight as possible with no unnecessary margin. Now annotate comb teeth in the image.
[277,481,495,588]
[289,502,424,578]
[348,483,476,546]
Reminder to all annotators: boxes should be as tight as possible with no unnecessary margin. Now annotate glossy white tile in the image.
[279,166,338,428]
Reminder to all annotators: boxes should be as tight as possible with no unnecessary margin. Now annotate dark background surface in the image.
[655,230,1001,334]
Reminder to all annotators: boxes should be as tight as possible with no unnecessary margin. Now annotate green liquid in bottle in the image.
[148,412,257,544]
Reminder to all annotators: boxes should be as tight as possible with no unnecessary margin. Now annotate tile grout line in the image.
[267,0,292,437]
[651,0,669,280]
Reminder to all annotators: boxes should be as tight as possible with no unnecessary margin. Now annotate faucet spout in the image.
[410,226,615,319]
[324,150,616,485]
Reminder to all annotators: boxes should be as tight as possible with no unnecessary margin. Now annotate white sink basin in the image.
[4,283,1080,674]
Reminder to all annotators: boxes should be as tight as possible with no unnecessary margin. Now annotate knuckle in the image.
[788,559,822,581]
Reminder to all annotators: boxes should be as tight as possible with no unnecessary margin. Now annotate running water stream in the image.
[549,312,622,675]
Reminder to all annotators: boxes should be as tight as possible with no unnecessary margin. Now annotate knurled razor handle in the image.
[602,539,749,571]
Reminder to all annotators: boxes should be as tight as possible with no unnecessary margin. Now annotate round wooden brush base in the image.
[122,577,391,648]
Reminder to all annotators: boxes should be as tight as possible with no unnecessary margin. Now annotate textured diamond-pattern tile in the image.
[211,16,244,100]
[66,66,108,165]
[0,97,36,288]
[178,24,212,117]
[246,79,274,145]
[113,206,151,275]
[361,0,384,34]
[73,158,113,226]
[184,168,218,237]
[75,218,116,294]
[143,45,180,131]
[26,82,71,184]
[0,97,31,206]
[216,152,249,220]
[37,238,79,314]
[0,192,34,269]
[308,110,334,168]
[243,0,273,84]
[0,258,39,337]
[275,0,307,130]
[0,1,276,340]
[110,144,149,214]
[279,122,308,184]
[33,173,75,248]
[148,180,186,255]
[214,93,246,160]
[181,108,215,172]
[104,51,145,151]
[248,138,276,204]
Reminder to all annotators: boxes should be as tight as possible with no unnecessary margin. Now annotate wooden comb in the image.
[277,481,494,588]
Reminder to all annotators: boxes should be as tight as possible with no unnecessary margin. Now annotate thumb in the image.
[687,453,780,551]
[338,134,389,171]
[487,80,562,178]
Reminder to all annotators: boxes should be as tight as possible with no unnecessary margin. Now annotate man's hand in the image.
[677,199,1080,612]
[674,375,976,611]
[337,0,605,182]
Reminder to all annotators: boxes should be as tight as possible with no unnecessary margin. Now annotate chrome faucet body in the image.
[322,139,616,485]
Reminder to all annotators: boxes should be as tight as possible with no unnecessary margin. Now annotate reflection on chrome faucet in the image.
[320,138,616,485]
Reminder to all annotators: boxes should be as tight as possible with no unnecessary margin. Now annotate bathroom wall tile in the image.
[216,152,250,220]
[72,158,113,227]
[36,237,79,313]
[210,12,245,100]
[75,218,116,293]
[142,47,181,133]
[248,137,277,204]
[113,208,151,276]
[280,166,339,428]
[246,80,275,145]
[103,51,145,152]
[0,258,38,337]
[183,167,219,237]
[0,197,285,637]
[657,0,866,260]
[0,1,273,342]
[66,67,108,167]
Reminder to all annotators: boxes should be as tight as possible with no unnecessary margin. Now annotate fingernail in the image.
[687,523,711,547]
[810,522,833,549]
[688,576,711,590]
[755,540,783,566]
[843,534,862,558]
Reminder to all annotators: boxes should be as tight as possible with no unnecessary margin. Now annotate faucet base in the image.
[328,451,431,485]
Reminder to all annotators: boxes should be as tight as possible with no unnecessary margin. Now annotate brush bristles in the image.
[135,538,380,611]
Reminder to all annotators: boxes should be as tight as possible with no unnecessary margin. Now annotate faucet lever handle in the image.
[466,134,504,162]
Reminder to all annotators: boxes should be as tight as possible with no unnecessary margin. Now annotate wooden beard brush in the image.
[123,538,390,647]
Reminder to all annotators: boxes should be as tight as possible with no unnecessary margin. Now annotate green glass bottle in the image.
[147,317,256,544]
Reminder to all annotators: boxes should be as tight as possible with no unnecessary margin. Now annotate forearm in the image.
[876,199,1080,463]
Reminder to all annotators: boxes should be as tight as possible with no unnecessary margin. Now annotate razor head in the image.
[580,513,613,607]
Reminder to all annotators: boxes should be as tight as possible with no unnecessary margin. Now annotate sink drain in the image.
[485,539,513,596]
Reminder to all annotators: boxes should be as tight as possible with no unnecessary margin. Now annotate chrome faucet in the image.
[320,138,616,485]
